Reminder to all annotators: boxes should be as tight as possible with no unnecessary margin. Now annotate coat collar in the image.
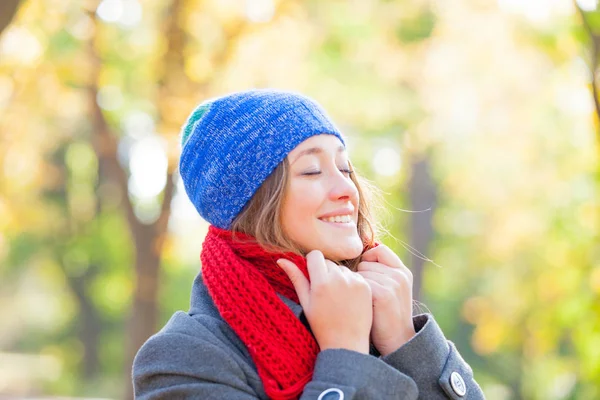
[189,272,303,320]
[189,271,378,355]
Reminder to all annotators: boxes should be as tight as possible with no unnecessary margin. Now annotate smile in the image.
[319,215,354,224]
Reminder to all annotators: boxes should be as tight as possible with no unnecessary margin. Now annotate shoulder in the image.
[133,274,260,390]
[137,310,229,353]
[133,311,245,375]
[133,288,255,375]
[138,272,254,361]
[132,310,266,399]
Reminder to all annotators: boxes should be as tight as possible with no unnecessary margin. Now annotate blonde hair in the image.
[230,158,382,271]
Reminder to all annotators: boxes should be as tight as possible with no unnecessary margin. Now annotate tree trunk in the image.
[0,0,21,37]
[46,144,104,382]
[83,0,251,396]
[408,155,437,303]
[84,7,176,397]
[68,264,102,379]
[125,224,161,379]
[575,3,600,151]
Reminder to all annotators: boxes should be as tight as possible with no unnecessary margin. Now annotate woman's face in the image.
[281,134,363,262]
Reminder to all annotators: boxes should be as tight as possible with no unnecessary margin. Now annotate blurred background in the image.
[0,0,599,399]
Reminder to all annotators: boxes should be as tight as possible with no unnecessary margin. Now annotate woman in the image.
[132,89,484,399]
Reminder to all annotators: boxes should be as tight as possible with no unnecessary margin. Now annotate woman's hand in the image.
[356,245,416,357]
[277,250,373,354]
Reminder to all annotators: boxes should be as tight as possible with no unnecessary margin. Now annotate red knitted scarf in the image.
[201,225,319,399]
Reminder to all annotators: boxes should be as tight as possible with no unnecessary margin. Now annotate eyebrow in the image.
[291,145,346,164]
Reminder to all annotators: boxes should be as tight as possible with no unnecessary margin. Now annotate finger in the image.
[328,261,357,282]
[324,259,341,273]
[305,250,329,284]
[358,269,413,304]
[358,260,409,275]
[358,262,413,287]
[360,249,413,280]
[337,264,357,280]
[356,270,398,287]
[361,277,391,302]
[361,245,404,269]
[356,261,391,274]
[277,259,310,306]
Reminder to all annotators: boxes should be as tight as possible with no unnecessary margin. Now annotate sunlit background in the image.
[0,0,599,399]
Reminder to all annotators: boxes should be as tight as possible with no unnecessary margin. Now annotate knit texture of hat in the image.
[179,89,346,229]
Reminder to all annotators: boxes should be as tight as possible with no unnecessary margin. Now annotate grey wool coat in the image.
[132,273,485,399]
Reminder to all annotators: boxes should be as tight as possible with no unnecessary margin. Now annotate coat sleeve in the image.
[132,331,421,399]
[378,314,485,399]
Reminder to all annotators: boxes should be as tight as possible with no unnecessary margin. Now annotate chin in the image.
[322,240,363,262]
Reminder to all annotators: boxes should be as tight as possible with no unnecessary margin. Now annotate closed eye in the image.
[301,168,354,176]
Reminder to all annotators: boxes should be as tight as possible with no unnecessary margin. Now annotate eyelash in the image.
[303,168,354,176]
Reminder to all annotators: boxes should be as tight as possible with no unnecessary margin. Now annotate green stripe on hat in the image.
[181,102,212,147]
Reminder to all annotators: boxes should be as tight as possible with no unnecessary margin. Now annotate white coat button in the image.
[317,388,344,400]
[450,371,466,397]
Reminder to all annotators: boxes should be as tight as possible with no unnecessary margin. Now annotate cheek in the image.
[281,181,322,238]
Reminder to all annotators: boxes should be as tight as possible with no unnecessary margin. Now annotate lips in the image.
[318,207,354,219]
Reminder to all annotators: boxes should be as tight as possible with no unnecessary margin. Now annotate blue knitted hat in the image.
[179,89,346,229]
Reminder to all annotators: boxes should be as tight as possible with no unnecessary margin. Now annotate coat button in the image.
[317,388,344,400]
[450,371,467,397]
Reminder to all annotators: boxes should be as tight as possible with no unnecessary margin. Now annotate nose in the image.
[328,170,359,203]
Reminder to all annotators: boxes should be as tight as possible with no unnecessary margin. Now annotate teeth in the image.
[321,215,352,223]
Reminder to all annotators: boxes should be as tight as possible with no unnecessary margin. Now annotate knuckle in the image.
[377,244,391,255]
[389,268,411,287]
[375,288,395,304]
[311,281,329,296]
[357,277,371,292]
[307,249,323,259]
[356,261,369,271]
[350,274,365,286]
[399,271,413,287]
[388,279,402,291]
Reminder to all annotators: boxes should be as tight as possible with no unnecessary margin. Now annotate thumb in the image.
[277,258,310,307]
